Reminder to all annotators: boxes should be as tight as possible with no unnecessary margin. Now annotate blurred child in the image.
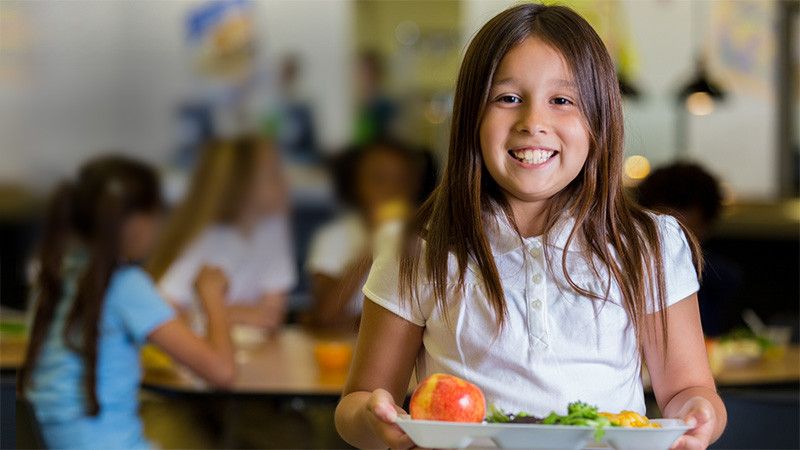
[353,51,399,144]
[335,5,726,450]
[17,156,235,450]
[636,162,741,336]
[148,135,296,333]
[304,139,436,330]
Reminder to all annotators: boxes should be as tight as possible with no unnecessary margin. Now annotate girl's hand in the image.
[363,389,419,450]
[194,265,228,306]
[670,396,716,450]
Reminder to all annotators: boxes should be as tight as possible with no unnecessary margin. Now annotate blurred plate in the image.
[231,324,266,346]
[395,417,689,450]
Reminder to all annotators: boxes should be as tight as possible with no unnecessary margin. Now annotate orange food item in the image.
[313,341,353,372]
[600,411,661,428]
[410,373,486,423]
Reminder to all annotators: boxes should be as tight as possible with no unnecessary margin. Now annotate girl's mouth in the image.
[507,148,559,166]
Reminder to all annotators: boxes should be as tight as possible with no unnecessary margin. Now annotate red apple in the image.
[409,373,486,422]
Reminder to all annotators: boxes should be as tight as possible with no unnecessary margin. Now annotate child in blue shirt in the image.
[17,156,236,449]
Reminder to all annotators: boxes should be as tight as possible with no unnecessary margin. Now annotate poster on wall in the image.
[187,0,257,84]
[709,0,775,98]
[175,0,269,168]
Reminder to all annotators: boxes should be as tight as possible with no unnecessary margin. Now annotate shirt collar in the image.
[483,208,582,256]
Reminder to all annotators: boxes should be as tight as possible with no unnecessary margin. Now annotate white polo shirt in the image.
[159,215,297,308]
[362,211,699,416]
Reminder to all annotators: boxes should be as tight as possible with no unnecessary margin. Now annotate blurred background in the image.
[1,0,798,449]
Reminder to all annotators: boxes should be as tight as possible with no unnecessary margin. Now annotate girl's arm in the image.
[335,299,423,449]
[148,266,236,387]
[643,293,727,450]
[226,292,288,331]
[307,252,372,328]
[160,293,194,327]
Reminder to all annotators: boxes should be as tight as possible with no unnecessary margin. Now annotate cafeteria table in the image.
[3,326,799,448]
[2,326,799,394]
[141,325,355,399]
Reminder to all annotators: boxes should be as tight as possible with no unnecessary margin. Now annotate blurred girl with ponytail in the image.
[17,155,236,449]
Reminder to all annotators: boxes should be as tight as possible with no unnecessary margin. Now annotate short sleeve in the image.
[361,222,427,326]
[648,214,701,313]
[306,218,361,277]
[108,266,176,343]
[258,217,298,293]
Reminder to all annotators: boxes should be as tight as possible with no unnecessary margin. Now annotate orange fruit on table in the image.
[313,341,353,372]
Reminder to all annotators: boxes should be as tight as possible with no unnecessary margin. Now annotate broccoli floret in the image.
[567,401,598,417]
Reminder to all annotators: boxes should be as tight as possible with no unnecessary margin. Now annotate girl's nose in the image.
[514,105,549,135]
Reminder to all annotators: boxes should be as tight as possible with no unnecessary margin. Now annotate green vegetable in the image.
[721,327,775,349]
[486,404,512,423]
[541,401,610,442]
[485,400,612,442]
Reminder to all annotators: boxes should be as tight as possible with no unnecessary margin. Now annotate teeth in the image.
[512,148,555,165]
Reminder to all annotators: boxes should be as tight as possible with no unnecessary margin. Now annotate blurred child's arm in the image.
[148,318,235,387]
[307,251,372,328]
[643,294,727,449]
[226,292,288,330]
[335,299,423,449]
[160,293,194,326]
[148,266,235,387]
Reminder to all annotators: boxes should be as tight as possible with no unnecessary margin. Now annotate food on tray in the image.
[409,373,486,422]
[542,401,612,441]
[599,410,662,428]
[486,401,663,441]
[486,404,544,424]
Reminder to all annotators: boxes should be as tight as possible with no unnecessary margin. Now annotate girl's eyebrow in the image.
[490,77,578,91]
[491,77,517,87]
[552,79,578,90]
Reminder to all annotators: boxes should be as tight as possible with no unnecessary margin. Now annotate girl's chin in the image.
[500,185,559,204]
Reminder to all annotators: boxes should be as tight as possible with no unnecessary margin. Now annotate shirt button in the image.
[532,273,543,284]
[530,247,542,258]
[532,299,543,310]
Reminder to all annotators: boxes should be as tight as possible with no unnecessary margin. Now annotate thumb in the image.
[684,404,713,428]
[368,389,400,424]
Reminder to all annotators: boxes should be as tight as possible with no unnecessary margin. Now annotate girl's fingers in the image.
[366,409,414,449]
[368,388,400,423]
[685,404,713,428]
[670,435,705,450]
[366,389,417,449]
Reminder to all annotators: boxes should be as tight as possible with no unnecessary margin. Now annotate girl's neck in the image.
[505,196,550,238]
[234,209,260,237]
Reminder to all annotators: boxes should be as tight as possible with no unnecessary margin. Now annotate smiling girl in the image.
[335,4,726,450]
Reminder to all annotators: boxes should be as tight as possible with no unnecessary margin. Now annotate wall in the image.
[0,0,354,190]
[0,0,787,199]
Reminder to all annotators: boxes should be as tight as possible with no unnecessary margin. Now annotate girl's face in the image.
[246,143,288,217]
[121,211,163,262]
[480,37,590,207]
[356,147,414,214]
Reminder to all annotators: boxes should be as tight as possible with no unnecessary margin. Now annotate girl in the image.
[148,135,296,333]
[335,4,726,450]
[305,139,437,330]
[17,156,235,449]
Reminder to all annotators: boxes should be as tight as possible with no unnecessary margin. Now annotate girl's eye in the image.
[551,97,574,106]
[496,95,522,104]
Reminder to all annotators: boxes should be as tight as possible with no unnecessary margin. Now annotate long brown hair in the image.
[17,156,162,415]
[400,3,702,349]
[147,136,272,282]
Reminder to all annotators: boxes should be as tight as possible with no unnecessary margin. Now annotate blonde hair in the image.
[147,136,267,281]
